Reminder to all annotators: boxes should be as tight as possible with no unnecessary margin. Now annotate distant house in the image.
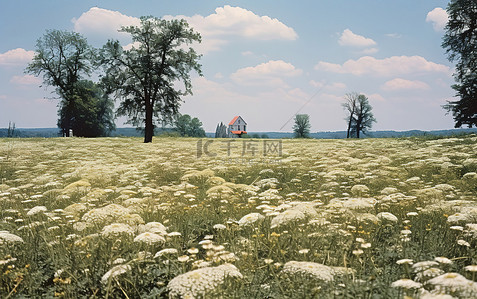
[228,116,247,138]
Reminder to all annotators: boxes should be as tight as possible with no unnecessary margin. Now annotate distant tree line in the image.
[27,17,202,142]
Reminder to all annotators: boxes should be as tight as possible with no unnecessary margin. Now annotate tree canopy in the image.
[59,80,116,137]
[442,0,477,127]
[174,114,206,137]
[26,30,114,137]
[343,92,358,138]
[293,114,311,138]
[101,17,202,143]
[343,93,376,138]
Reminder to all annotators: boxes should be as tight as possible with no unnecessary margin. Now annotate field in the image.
[1,136,477,298]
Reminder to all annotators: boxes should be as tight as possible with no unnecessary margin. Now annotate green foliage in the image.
[174,114,206,137]
[215,122,227,138]
[442,0,477,127]
[1,137,477,297]
[57,80,116,137]
[7,122,15,138]
[293,114,311,138]
[26,30,96,137]
[343,93,376,138]
[101,17,202,143]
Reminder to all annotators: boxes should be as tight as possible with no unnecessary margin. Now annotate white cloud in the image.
[315,56,450,77]
[310,80,346,91]
[426,7,448,32]
[382,78,430,91]
[0,48,35,66]
[385,33,402,38]
[339,29,376,47]
[10,75,42,85]
[73,6,297,53]
[359,47,379,55]
[72,7,140,44]
[231,60,302,86]
[172,5,298,41]
[166,5,297,53]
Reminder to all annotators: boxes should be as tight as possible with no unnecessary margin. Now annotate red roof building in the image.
[228,116,247,138]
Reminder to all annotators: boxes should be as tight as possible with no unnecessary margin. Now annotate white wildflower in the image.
[270,209,306,228]
[178,255,190,262]
[416,268,445,281]
[391,278,422,289]
[141,222,167,235]
[447,213,471,224]
[361,243,372,249]
[0,231,24,243]
[101,264,131,284]
[213,224,226,230]
[238,213,265,226]
[134,232,165,245]
[101,223,134,237]
[154,248,178,258]
[167,264,243,298]
[187,248,199,255]
[168,232,182,237]
[342,197,376,211]
[281,261,334,282]
[435,257,453,265]
[427,272,477,294]
[350,184,369,196]
[377,212,398,222]
[464,265,477,272]
[396,259,413,265]
[413,261,439,272]
[26,206,47,216]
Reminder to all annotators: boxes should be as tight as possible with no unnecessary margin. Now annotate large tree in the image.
[174,114,206,137]
[101,17,202,143]
[442,0,477,127]
[342,92,358,138]
[293,114,311,138]
[58,80,116,137]
[344,94,376,138]
[26,30,96,136]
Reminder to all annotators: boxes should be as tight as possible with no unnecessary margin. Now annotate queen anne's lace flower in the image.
[270,209,306,228]
[427,272,477,295]
[154,248,178,258]
[238,213,265,226]
[167,263,243,298]
[0,231,24,243]
[26,206,47,216]
[134,232,165,245]
[281,261,334,282]
[101,264,131,284]
[377,212,398,222]
[391,278,422,289]
[101,223,134,237]
[82,204,131,224]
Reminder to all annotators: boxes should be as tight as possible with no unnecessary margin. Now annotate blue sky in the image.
[0,0,456,132]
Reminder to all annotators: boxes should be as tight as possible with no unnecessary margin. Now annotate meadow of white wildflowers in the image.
[1,135,477,298]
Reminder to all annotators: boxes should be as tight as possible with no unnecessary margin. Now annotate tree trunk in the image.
[144,100,154,143]
[346,117,352,138]
[356,119,361,138]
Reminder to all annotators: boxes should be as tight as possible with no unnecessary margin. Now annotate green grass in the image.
[0,136,476,298]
